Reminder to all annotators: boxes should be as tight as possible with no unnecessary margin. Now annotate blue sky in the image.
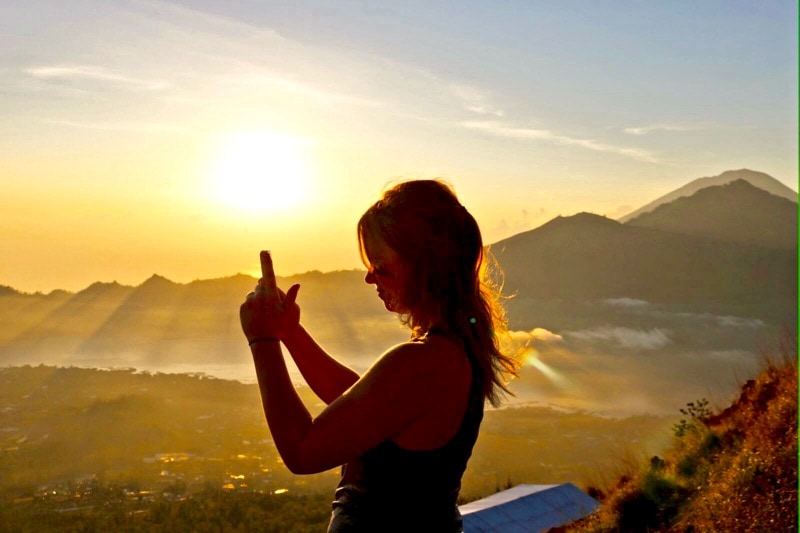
[1,1,797,292]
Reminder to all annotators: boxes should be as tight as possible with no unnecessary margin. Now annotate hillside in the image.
[626,179,798,249]
[0,271,407,370]
[567,337,798,532]
[491,212,797,320]
[618,169,797,222]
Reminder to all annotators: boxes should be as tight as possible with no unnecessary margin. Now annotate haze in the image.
[2,1,797,293]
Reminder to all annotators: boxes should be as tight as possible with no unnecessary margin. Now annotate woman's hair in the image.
[357,179,520,406]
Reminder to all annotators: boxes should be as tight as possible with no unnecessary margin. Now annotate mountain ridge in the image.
[490,211,796,319]
[625,179,798,249]
[618,169,797,223]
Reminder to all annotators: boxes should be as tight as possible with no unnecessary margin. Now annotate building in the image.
[459,483,600,532]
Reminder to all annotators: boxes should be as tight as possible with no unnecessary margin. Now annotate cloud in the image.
[24,65,169,91]
[623,123,703,135]
[715,316,764,328]
[705,349,753,360]
[567,327,671,350]
[487,208,547,241]
[45,119,183,133]
[506,327,564,345]
[530,328,564,343]
[667,311,766,329]
[20,2,381,112]
[228,72,383,108]
[450,84,505,117]
[461,120,659,163]
[602,298,650,308]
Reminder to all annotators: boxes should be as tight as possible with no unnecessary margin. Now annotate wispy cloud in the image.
[507,327,564,345]
[567,327,671,350]
[131,1,385,111]
[461,120,659,163]
[485,207,552,243]
[706,349,753,360]
[623,123,703,136]
[602,298,650,308]
[228,72,384,109]
[45,119,183,133]
[450,84,505,117]
[664,310,766,329]
[715,316,764,328]
[24,65,170,91]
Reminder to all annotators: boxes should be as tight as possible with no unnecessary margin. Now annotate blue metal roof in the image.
[459,483,600,532]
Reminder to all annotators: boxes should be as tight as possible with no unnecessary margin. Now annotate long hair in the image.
[357,179,519,406]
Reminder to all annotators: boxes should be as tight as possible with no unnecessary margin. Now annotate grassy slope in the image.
[567,338,798,532]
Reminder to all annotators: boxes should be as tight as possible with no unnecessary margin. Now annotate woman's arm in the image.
[249,340,314,470]
[250,340,454,475]
[282,325,360,404]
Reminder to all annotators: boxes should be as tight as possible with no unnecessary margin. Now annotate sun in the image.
[209,131,311,211]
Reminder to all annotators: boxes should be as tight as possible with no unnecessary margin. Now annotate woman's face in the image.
[363,236,410,314]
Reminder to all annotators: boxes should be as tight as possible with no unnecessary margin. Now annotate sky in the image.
[2,0,797,293]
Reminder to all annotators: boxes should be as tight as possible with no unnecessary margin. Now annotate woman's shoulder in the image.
[373,335,470,380]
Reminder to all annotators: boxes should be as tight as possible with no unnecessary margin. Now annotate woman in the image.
[240,180,519,532]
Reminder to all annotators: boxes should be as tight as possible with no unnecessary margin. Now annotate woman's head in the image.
[358,179,520,405]
[358,180,483,330]
[361,232,410,314]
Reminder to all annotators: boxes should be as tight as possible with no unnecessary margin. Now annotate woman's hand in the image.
[240,251,301,343]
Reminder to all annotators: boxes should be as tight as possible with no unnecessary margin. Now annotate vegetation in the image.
[0,487,332,532]
[569,336,798,532]
[0,364,673,530]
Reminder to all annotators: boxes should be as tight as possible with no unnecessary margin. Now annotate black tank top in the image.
[328,349,484,533]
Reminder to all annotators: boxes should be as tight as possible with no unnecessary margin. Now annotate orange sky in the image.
[2,1,796,293]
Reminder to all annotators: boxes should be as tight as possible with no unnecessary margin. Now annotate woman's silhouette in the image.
[240,180,519,532]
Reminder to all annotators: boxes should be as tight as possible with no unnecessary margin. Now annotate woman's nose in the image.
[364,270,376,284]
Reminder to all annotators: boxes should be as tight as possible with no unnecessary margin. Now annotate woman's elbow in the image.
[283,457,324,475]
[279,448,326,475]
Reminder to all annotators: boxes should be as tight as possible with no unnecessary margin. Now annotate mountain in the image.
[625,179,798,249]
[491,211,796,320]
[618,169,797,223]
[3,281,134,356]
[0,285,21,297]
[0,271,406,369]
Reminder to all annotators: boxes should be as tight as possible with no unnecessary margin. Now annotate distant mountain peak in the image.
[618,169,797,223]
[82,280,125,291]
[140,274,178,287]
[625,177,797,249]
[717,168,774,180]
[566,212,618,224]
[0,285,22,297]
[540,212,620,232]
[0,285,72,297]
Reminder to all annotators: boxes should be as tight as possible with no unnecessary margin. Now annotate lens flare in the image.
[524,348,570,388]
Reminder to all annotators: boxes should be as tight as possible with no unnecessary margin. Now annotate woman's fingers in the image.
[284,284,301,308]
[260,250,278,291]
[241,254,299,339]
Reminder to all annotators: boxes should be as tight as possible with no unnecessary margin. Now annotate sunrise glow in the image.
[209,131,312,212]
